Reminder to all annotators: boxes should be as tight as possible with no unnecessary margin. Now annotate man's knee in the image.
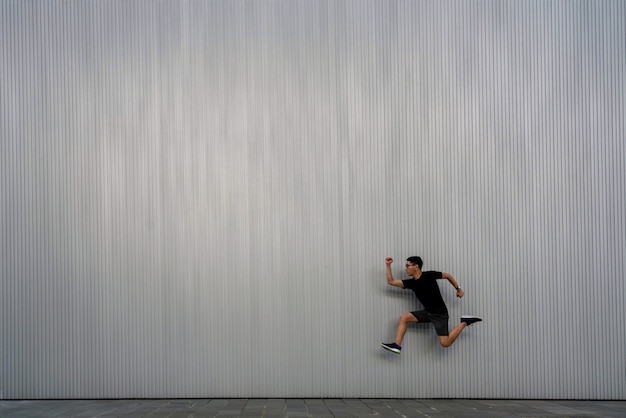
[400,312,416,324]
[439,337,452,348]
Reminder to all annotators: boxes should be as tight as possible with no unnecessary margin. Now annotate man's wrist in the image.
[455,285,461,290]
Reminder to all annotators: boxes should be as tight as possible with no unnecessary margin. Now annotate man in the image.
[381,256,481,354]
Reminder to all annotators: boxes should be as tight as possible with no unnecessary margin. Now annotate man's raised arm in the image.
[385,257,404,288]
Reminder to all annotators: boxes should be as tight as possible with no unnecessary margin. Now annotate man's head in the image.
[405,256,423,277]
[406,256,423,269]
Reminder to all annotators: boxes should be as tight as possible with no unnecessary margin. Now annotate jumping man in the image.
[381,256,482,354]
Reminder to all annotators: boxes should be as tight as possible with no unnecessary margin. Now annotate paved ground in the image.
[1,398,625,418]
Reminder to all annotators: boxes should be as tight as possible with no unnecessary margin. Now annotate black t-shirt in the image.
[402,271,448,315]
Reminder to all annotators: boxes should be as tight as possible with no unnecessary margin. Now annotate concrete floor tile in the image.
[1,399,625,418]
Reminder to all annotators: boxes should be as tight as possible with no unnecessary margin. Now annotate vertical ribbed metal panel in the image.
[1,0,625,399]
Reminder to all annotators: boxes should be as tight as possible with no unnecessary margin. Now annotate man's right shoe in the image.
[381,342,402,354]
[461,315,482,326]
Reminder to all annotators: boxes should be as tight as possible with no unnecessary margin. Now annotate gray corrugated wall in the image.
[1,0,625,399]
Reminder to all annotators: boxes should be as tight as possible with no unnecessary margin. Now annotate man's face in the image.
[405,262,418,277]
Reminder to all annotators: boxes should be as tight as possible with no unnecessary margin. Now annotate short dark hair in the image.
[407,256,423,269]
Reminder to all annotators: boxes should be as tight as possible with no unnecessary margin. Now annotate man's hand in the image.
[456,288,465,298]
[385,257,393,266]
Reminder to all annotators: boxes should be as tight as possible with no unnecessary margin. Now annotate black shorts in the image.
[410,310,449,336]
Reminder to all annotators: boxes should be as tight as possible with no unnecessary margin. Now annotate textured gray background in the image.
[1,0,625,399]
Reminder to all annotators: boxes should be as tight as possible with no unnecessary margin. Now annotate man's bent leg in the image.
[438,322,467,348]
[395,312,418,345]
[382,312,419,354]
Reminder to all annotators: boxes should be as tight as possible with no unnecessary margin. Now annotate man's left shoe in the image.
[461,315,482,326]
[381,342,402,354]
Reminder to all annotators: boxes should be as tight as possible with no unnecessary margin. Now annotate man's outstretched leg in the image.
[381,312,417,354]
[438,316,482,348]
